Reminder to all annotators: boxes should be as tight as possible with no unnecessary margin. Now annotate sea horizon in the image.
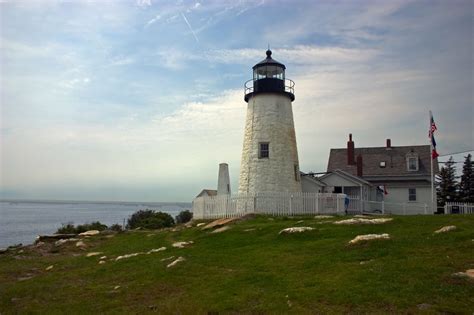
[0,200,192,249]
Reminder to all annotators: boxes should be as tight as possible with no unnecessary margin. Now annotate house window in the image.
[294,164,300,181]
[259,142,269,159]
[406,151,419,171]
[380,161,386,168]
[408,188,416,201]
[333,186,342,194]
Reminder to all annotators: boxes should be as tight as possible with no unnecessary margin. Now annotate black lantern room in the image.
[244,49,295,102]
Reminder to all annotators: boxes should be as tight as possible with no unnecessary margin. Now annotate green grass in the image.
[1,215,473,314]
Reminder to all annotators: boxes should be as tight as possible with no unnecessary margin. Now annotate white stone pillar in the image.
[217,163,231,195]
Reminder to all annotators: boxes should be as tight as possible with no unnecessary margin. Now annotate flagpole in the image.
[429,110,434,214]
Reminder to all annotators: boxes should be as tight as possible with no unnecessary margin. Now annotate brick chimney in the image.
[386,139,391,149]
[347,134,355,165]
[356,155,363,177]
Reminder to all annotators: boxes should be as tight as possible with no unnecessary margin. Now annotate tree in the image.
[458,154,474,202]
[436,156,457,206]
[126,209,175,230]
[175,210,193,224]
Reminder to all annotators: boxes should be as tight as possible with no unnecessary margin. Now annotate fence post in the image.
[289,194,293,216]
[382,201,385,215]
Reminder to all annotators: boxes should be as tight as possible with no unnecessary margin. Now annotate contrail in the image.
[181,12,199,43]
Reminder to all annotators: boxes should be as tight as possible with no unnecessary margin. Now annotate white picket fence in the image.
[192,192,346,219]
[192,192,433,219]
[444,202,474,214]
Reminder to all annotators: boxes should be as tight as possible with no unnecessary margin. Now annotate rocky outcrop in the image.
[349,233,390,244]
[279,227,314,235]
[334,218,393,225]
[434,226,456,234]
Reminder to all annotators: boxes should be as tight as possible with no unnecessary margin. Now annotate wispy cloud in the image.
[181,12,199,43]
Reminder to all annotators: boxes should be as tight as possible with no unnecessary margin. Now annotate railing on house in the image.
[192,192,432,219]
[192,192,346,220]
[347,196,429,215]
[444,202,474,214]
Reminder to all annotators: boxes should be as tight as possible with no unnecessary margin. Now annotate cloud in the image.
[145,14,161,27]
[181,12,199,43]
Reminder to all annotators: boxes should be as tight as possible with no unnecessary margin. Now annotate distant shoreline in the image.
[0,199,192,207]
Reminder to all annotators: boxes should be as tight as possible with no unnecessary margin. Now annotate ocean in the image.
[0,200,192,249]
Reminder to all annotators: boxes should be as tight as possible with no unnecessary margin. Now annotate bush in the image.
[175,210,193,224]
[56,221,108,234]
[126,209,175,230]
[109,223,123,232]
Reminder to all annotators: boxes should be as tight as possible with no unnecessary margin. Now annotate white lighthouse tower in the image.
[238,49,302,194]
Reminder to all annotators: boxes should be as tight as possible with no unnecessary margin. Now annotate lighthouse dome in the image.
[245,49,294,102]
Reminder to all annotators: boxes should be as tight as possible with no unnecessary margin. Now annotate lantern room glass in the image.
[253,65,285,81]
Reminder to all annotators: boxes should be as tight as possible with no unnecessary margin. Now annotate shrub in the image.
[109,223,123,232]
[175,210,193,224]
[56,221,108,234]
[126,209,175,230]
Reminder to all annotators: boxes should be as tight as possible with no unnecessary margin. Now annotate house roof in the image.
[196,189,217,197]
[327,145,439,178]
[300,172,327,186]
[319,169,373,186]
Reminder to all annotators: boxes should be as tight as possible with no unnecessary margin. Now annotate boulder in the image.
[45,265,54,271]
[172,241,193,248]
[115,252,143,261]
[314,215,334,219]
[86,252,103,257]
[349,233,390,245]
[79,230,100,236]
[334,218,392,225]
[76,241,87,248]
[147,247,166,254]
[434,226,457,234]
[452,269,474,280]
[211,226,230,233]
[166,256,185,268]
[279,227,314,235]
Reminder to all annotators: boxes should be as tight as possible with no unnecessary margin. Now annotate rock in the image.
[114,285,120,290]
[100,256,107,260]
[172,241,194,248]
[54,238,79,246]
[37,234,76,242]
[314,215,334,219]
[99,260,106,265]
[105,234,115,238]
[147,247,166,254]
[167,256,185,268]
[349,233,390,245]
[76,241,86,248]
[161,256,175,262]
[115,252,143,261]
[417,303,432,310]
[86,252,103,257]
[334,218,393,225]
[279,227,314,235]
[211,226,230,233]
[244,228,256,232]
[434,226,457,234]
[45,265,54,271]
[295,220,304,224]
[18,276,34,281]
[79,230,100,236]
[452,269,474,279]
[196,223,206,227]
[202,218,238,230]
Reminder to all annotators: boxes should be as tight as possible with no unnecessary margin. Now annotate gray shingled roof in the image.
[327,145,439,177]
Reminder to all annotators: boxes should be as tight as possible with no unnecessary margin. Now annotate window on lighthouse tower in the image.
[259,142,269,159]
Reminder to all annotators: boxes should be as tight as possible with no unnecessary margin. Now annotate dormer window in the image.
[406,151,419,171]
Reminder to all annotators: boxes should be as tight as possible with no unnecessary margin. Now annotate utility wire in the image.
[438,150,474,157]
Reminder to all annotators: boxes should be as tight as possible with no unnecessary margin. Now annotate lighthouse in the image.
[238,49,302,194]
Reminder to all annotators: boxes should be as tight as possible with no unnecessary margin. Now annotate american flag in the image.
[429,111,439,159]
[429,113,437,137]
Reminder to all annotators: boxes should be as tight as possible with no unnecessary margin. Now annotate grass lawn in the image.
[1,215,473,314]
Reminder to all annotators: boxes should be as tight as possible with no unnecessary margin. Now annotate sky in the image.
[0,0,473,202]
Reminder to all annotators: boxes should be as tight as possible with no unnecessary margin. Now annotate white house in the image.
[302,134,438,206]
